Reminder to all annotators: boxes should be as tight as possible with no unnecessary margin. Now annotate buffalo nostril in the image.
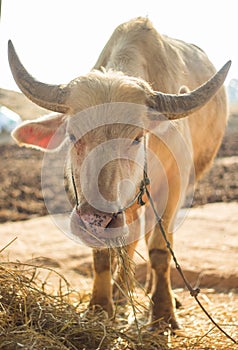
[105,211,124,229]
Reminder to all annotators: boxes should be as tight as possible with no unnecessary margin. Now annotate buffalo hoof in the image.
[148,312,180,332]
[147,318,180,335]
[89,298,114,318]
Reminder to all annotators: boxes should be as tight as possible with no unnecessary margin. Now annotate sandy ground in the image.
[0,202,237,293]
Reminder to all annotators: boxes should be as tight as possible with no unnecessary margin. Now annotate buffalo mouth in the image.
[70,207,128,248]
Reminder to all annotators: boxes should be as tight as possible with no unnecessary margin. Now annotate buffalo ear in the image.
[11,113,67,151]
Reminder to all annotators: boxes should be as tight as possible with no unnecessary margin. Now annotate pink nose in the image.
[70,207,125,247]
[80,210,113,235]
[70,207,112,247]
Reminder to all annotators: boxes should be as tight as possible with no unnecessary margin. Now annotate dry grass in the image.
[0,242,237,349]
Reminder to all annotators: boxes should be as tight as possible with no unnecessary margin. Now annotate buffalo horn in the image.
[149,61,231,120]
[8,40,70,113]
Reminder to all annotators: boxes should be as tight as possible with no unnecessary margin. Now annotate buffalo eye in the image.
[132,136,142,145]
[69,133,77,143]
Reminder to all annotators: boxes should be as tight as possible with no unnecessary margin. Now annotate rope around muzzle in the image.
[71,165,149,214]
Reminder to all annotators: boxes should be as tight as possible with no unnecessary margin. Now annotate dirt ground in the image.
[0,201,238,291]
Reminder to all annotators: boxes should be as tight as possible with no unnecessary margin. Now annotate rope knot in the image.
[137,176,150,206]
[190,288,200,298]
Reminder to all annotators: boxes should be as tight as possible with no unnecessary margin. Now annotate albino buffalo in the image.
[9,17,230,329]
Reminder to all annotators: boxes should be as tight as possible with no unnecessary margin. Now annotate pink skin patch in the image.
[69,207,127,247]
[70,207,114,247]
[80,211,113,235]
[15,125,53,149]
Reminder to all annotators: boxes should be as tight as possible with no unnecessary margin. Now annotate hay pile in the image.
[0,246,237,349]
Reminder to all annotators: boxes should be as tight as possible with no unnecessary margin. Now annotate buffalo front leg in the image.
[148,224,179,329]
[89,248,114,317]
